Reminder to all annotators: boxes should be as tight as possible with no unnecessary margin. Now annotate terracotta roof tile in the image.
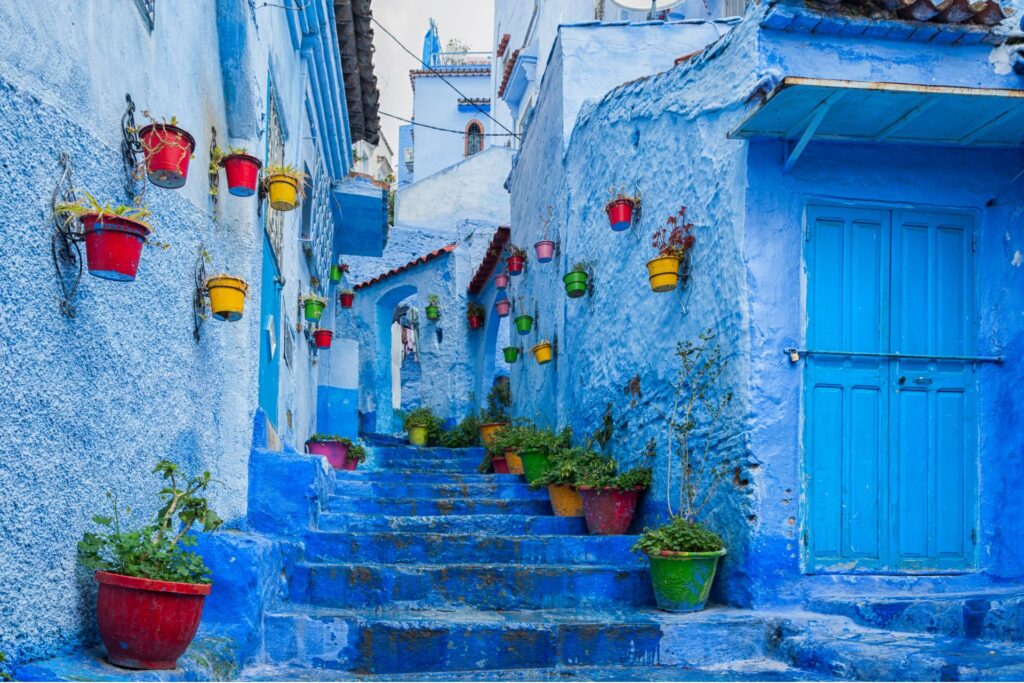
[498,49,520,99]
[468,227,511,294]
[497,33,511,57]
[355,244,457,291]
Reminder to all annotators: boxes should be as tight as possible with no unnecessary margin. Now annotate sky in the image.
[371,0,494,164]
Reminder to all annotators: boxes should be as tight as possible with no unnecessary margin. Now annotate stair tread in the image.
[297,560,645,571]
[307,531,634,540]
[329,496,541,504]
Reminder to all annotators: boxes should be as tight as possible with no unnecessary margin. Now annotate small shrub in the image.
[632,517,725,555]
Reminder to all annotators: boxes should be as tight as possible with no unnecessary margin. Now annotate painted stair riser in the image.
[337,472,524,485]
[375,450,485,464]
[371,459,489,473]
[326,497,552,516]
[318,514,587,535]
[290,564,653,610]
[303,532,642,565]
[335,480,548,501]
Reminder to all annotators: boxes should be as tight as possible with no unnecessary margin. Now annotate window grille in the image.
[266,85,286,269]
[723,0,747,17]
[133,0,155,30]
[466,122,483,156]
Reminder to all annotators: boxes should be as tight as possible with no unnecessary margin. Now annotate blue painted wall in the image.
[410,68,493,182]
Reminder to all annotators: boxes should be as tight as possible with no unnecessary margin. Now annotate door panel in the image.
[258,234,281,428]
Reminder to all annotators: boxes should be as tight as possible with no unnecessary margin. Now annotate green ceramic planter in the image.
[303,299,325,322]
[515,314,533,335]
[519,449,551,485]
[503,346,520,363]
[563,271,589,298]
[426,305,440,320]
[329,265,343,282]
[647,549,725,612]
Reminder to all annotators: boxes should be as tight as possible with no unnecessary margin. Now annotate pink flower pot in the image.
[495,299,511,317]
[495,273,509,290]
[534,240,555,263]
[306,440,349,469]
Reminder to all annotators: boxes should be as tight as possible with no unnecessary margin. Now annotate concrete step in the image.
[318,513,585,535]
[260,606,777,674]
[334,479,546,501]
[334,471,522,485]
[303,532,641,565]
[288,562,652,610]
[325,496,551,516]
[806,589,1024,643]
[373,445,485,462]
[372,458,482,473]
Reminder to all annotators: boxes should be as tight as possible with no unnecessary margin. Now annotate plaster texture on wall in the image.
[409,71,493,182]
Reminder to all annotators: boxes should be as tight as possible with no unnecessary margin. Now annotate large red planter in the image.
[492,456,510,474]
[507,255,525,275]
[220,153,262,197]
[579,486,643,535]
[307,440,349,469]
[95,571,210,670]
[138,124,196,189]
[606,198,635,232]
[494,273,509,290]
[468,315,484,330]
[80,214,151,282]
[340,292,355,308]
[313,329,333,349]
[495,299,511,317]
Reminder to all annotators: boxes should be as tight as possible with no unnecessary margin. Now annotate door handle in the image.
[913,376,933,385]
[898,376,906,385]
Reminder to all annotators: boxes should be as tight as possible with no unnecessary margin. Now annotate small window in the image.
[133,0,155,30]
[465,121,483,157]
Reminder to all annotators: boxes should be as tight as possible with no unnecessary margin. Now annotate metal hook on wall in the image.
[193,246,210,342]
[50,152,83,318]
[121,93,147,204]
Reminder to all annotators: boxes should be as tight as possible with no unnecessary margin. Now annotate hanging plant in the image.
[514,298,533,335]
[503,346,520,363]
[495,296,511,318]
[205,274,249,322]
[137,114,196,189]
[301,293,327,322]
[425,294,441,321]
[265,164,308,212]
[534,206,556,263]
[467,301,485,330]
[330,263,348,283]
[647,206,695,293]
[55,193,154,282]
[532,339,553,365]
[605,187,639,232]
[339,289,355,309]
[494,272,509,290]
[563,262,590,299]
[313,327,333,349]
[217,146,262,197]
[507,245,527,276]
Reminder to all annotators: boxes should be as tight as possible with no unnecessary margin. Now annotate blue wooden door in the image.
[258,234,282,428]
[804,204,976,573]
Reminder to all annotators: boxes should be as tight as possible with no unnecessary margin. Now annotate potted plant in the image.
[519,427,572,486]
[478,380,511,446]
[647,206,695,293]
[487,424,526,475]
[77,461,223,670]
[217,146,262,197]
[563,262,590,299]
[605,188,639,232]
[531,447,606,517]
[495,295,511,318]
[138,115,196,189]
[404,407,439,447]
[507,245,527,276]
[205,274,249,322]
[515,300,533,336]
[534,208,556,263]
[330,263,348,283]
[503,346,520,363]
[633,329,732,612]
[306,434,352,469]
[340,443,367,471]
[532,339,553,365]
[494,272,509,290]
[265,164,307,212]
[339,289,355,309]
[579,465,652,535]
[467,302,485,330]
[55,194,153,282]
[425,294,441,321]
[313,327,333,349]
[301,294,327,322]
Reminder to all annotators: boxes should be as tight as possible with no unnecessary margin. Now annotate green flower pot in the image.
[303,299,325,322]
[515,314,533,335]
[329,265,343,283]
[503,346,520,363]
[426,305,440,320]
[646,549,725,612]
[563,271,589,298]
[519,449,551,485]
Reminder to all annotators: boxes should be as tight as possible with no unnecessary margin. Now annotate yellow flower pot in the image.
[408,426,428,446]
[646,255,681,293]
[548,485,584,517]
[206,275,248,322]
[267,174,299,211]
[531,341,553,365]
[504,448,524,475]
[479,422,507,447]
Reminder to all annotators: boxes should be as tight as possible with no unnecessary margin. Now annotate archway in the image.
[373,283,418,433]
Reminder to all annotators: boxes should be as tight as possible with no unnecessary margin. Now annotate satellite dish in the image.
[608,0,686,12]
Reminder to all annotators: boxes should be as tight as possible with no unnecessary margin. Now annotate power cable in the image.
[380,111,518,137]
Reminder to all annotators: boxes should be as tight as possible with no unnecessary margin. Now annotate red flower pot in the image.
[307,440,349,469]
[494,273,509,289]
[606,198,635,232]
[492,457,510,474]
[80,214,151,282]
[507,255,525,275]
[137,124,196,189]
[579,486,643,535]
[340,292,355,308]
[495,299,511,317]
[220,153,262,197]
[313,329,333,349]
[468,315,484,330]
[94,571,210,670]
[534,240,555,263]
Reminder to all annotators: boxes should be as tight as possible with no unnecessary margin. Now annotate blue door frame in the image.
[258,234,282,428]
[803,203,978,573]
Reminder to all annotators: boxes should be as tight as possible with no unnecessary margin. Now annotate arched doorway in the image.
[373,284,422,433]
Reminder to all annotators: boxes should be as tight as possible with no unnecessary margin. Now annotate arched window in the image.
[465,121,483,157]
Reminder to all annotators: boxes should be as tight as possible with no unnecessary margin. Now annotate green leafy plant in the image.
[481,379,511,424]
[0,651,10,682]
[632,516,725,555]
[77,461,224,585]
[404,407,440,430]
[441,413,482,449]
[300,293,327,305]
[571,262,588,273]
[507,245,528,259]
[467,301,486,318]
[579,465,652,491]
[339,288,355,296]
[55,192,152,230]
[265,163,309,200]
[427,294,440,306]
[531,447,608,488]
[307,434,352,445]
[348,444,368,463]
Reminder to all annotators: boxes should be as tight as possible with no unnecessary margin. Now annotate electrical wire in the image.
[380,111,518,137]
[370,15,520,140]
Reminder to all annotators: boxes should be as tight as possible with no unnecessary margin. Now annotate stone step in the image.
[333,471,524,485]
[288,562,652,610]
[334,479,546,501]
[373,445,485,461]
[806,589,1024,643]
[303,532,641,565]
[372,458,482,473]
[325,496,551,516]
[318,513,585,535]
[260,606,776,674]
